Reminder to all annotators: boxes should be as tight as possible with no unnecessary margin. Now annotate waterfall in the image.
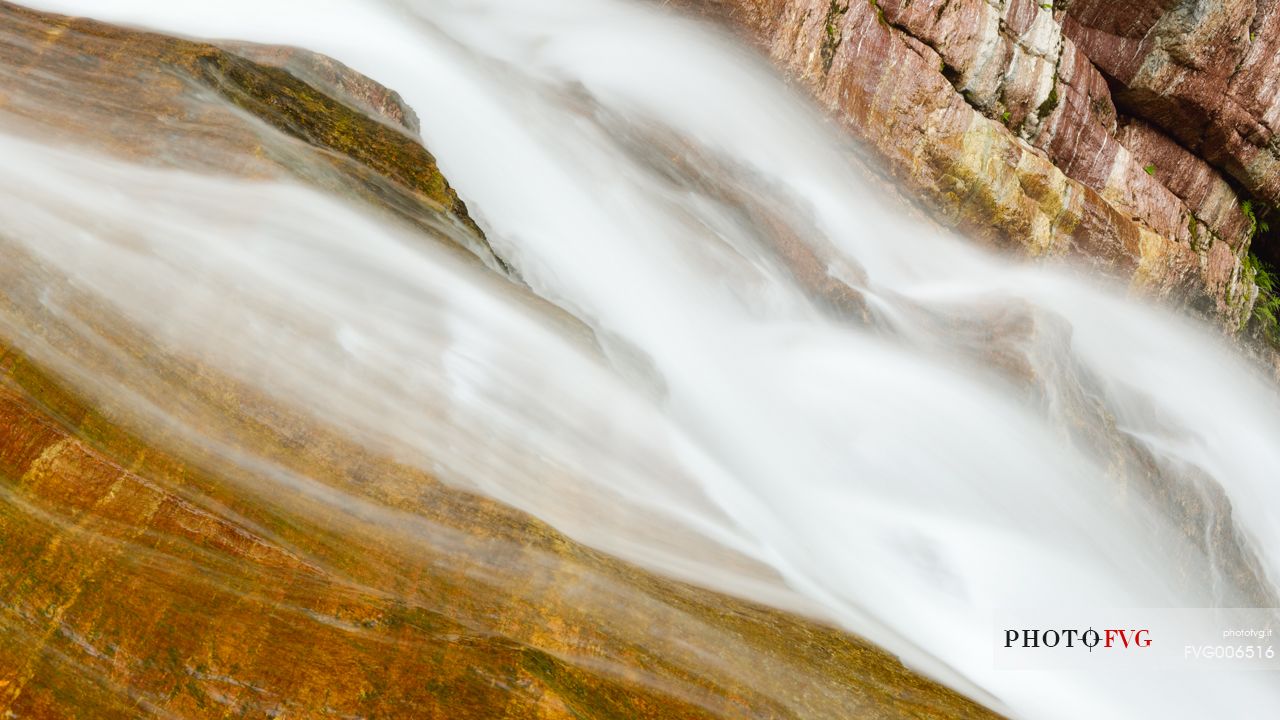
[5,0,1280,717]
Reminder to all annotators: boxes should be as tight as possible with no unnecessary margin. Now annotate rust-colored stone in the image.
[0,273,1004,719]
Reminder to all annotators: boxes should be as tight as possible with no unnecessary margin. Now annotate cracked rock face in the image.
[678,0,1273,330]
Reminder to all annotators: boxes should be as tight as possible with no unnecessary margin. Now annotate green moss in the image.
[191,52,456,210]
[1143,163,1156,176]
[869,0,888,26]
[1242,199,1272,241]
[1243,253,1280,342]
[821,2,851,72]
[186,48,509,273]
[1036,84,1059,120]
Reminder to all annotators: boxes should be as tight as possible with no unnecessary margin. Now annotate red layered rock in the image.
[857,0,1260,258]
[1062,0,1279,210]
[876,0,1062,128]
[681,0,1256,325]
[1118,117,1255,250]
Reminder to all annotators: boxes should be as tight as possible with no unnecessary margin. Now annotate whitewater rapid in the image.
[7,0,1280,717]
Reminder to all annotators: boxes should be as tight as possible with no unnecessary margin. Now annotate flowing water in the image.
[4,0,1280,717]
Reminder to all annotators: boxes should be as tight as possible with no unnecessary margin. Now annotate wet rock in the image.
[0,0,502,273]
[0,255,1005,720]
[224,42,423,135]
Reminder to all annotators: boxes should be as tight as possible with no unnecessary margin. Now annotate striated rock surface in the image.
[0,338,1001,719]
[678,0,1275,331]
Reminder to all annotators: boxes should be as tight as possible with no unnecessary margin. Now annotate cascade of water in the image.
[7,0,1280,717]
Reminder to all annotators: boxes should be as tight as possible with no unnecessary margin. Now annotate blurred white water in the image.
[8,0,1280,717]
